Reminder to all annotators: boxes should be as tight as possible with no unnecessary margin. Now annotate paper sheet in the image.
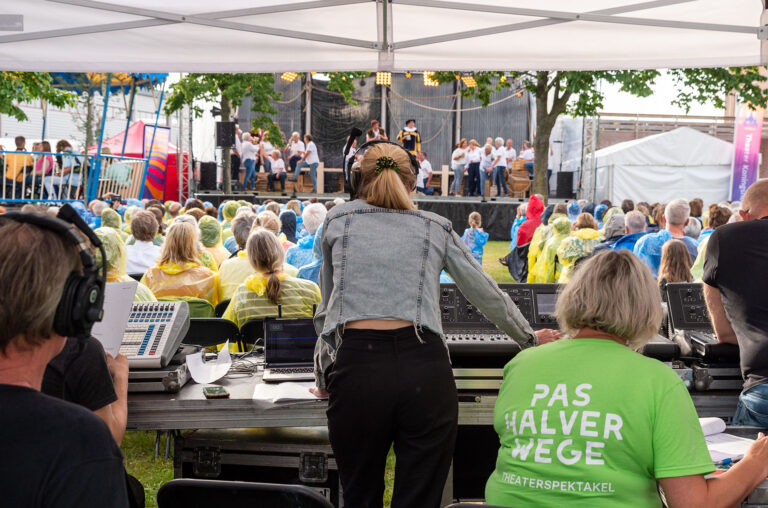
[252,381,327,403]
[186,341,232,384]
[705,433,754,464]
[91,281,138,356]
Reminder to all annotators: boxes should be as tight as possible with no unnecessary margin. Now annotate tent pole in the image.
[138,80,166,200]
[305,72,312,136]
[89,72,112,202]
[41,99,48,141]
[120,77,137,156]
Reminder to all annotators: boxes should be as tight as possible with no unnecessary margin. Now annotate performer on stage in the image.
[366,119,388,142]
[396,119,421,155]
[312,142,560,508]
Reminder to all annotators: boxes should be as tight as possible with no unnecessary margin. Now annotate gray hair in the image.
[555,250,662,348]
[518,203,527,217]
[172,214,197,226]
[333,197,345,205]
[578,199,588,209]
[494,137,504,147]
[684,217,702,240]
[664,199,690,226]
[292,131,300,139]
[302,203,328,235]
[231,211,257,249]
[624,210,646,234]
[242,132,251,142]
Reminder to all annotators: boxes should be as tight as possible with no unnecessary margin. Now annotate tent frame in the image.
[3,0,767,69]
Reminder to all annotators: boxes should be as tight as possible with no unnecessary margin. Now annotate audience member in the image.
[692,205,731,281]
[486,250,768,507]
[141,222,218,306]
[528,216,571,283]
[4,136,33,198]
[593,213,626,253]
[94,227,156,302]
[461,212,489,265]
[527,203,567,282]
[556,213,601,283]
[703,180,768,425]
[218,212,258,300]
[297,225,324,285]
[257,211,297,257]
[325,201,336,211]
[279,210,299,244]
[633,199,698,278]
[126,211,162,275]
[265,201,281,216]
[286,203,327,269]
[222,229,321,327]
[689,197,704,220]
[621,198,635,214]
[610,210,648,253]
[199,216,230,268]
[0,212,129,507]
[658,239,694,294]
[566,201,581,222]
[185,208,205,221]
[167,201,181,219]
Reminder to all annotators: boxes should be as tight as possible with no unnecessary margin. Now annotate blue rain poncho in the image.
[508,216,526,250]
[297,225,324,284]
[567,201,581,222]
[462,227,489,265]
[632,230,698,278]
[285,234,315,270]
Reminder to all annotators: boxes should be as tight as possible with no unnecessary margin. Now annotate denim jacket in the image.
[313,200,537,388]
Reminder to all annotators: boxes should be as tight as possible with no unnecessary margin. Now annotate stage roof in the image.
[0,0,765,73]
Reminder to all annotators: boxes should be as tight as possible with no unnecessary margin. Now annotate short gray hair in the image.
[292,131,300,138]
[555,250,662,348]
[624,210,646,234]
[494,137,504,146]
[664,199,690,226]
[302,203,327,235]
[684,217,702,240]
[231,211,257,249]
[242,132,251,142]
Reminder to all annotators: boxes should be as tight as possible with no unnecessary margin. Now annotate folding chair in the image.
[157,479,334,508]
[214,298,231,318]
[158,296,215,318]
[239,318,265,347]
[183,318,241,349]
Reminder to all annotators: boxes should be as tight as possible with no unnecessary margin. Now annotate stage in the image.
[194,191,564,242]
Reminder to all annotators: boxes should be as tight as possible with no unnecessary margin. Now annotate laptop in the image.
[262,318,318,382]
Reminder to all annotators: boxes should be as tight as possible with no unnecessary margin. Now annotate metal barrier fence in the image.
[0,150,147,204]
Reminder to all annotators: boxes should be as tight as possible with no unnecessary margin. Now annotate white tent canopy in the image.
[591,127,734,204]
[0,0,765,72]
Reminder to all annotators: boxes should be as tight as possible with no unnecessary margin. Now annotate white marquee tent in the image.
[591,127,734,204]
[0,0,766,72]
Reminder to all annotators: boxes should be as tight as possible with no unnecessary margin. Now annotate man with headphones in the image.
[0,205,129,507]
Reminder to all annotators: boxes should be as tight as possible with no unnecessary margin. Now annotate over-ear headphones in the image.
[1,204,106,340]
[345,139,420,200]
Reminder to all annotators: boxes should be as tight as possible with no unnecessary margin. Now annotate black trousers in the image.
[326,327,458,508]
[465,162,480,196]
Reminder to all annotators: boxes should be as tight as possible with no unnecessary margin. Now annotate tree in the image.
[0,72,75,122]
[433,69,768,199]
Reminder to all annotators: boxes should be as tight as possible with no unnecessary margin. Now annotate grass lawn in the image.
[123,241,512,507]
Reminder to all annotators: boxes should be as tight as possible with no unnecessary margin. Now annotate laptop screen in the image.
[265,318,318,366]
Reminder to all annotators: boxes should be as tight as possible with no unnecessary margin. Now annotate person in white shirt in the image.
[125,211,162,275]
[260,137,274,173]
[492,137,508,197]
[479,144,494,198]
[268,149,287,192]
[464,139,482,197]
[450,138,467,196]
[504,138,517,168]
[520,140,535,178]
[366,119,388,142]
[290,134,320,193]
[240,133,260,191]
[232,124,243,184]
[416,152,435,195]
[284,132,305,173]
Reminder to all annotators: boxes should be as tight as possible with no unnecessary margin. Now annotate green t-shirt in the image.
[485,339,714,507]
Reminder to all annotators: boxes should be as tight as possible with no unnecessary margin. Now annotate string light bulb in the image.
[515,91,523,98]
[461,76,477,88]
[405,72,412,79]
[423,71,439,87]
[280,72,298,82]
[500,75,507,83]
[376,72,392,85]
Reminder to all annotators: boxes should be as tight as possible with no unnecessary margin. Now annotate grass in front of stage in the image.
[122,241,513,507]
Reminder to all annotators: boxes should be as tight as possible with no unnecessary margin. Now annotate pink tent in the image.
[89,121,188,201]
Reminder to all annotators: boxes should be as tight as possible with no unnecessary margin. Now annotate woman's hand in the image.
[309,386,329,398]
[745,432,768,472]
[535,328,562,344]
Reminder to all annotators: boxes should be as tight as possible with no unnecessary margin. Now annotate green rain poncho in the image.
[94,227,157,302]
[529,217,572,284]
[199,215,230,268]
[556,227,603,283]
[101,208,129,242]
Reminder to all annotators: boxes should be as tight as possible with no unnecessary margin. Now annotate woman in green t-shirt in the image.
[486,250,768,507]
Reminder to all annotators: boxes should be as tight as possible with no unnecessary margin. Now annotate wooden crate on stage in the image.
[506,169,531,198]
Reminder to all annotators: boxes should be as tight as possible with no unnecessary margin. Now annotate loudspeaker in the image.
[555,172,575,199]
[199,162,217,190]
[216,121,236,147]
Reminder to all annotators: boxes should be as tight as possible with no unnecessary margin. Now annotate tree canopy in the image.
[0,72,75,122]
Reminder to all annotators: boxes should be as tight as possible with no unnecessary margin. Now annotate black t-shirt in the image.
[703,217,768,391]
[0,385,128,508]
[42,336,117,411]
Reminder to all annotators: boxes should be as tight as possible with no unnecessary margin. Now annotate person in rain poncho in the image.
[221,201,240,231]
[222,229,321,328]
[122,205,138,233]
[141,221,219,306]
[557,213,602,283]
[461,212,490,265]
[593,204,608,229]
[600,207,623,233]
[507,204,527,251]
[279,210,299,244]
[691,205,731,281]
[171,215,220,273]
[593,213,626,253]
[527,202,567,282]
[611,211,648,253]
[198,216,230,268]
[286,203,327,270]
[567,201,581,223]
[297,224,324,284]
[93,227,156,302]
[258,211,295,253]
[633,199,698,279]
[101,208,129,242]
[528,217,571,283]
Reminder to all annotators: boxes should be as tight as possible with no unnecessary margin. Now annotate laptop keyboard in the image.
[270,367,314,374]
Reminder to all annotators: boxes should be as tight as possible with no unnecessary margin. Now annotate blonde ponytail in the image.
[357,143,416,211]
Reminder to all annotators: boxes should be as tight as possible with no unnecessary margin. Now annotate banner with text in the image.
[142,125,170,200]
[730,103,764,201]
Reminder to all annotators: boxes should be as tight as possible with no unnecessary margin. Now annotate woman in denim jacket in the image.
[312,142,559,508]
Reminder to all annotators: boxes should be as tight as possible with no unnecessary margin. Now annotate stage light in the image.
[515,91,523,98]
[281,72,298,82]
[376,72,392,85]
[423,71,439,87]
[461,76,477,87]
[500,75,507,83]
[405,72,412,79]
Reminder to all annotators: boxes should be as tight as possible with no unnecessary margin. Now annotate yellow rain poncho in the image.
[94,227,157,302]
[218,251,299,301]
[122,205,138,233]
[557,227,603,283]
[221,201,240,230]
[141,260,219,306]
[528,217,572,284]
[101,208,129,242]
[691,237,708,282]
[199,216,230,268]
[527,213,567,283]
